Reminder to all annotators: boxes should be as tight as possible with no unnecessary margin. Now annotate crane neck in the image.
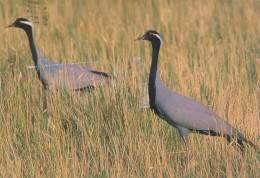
[149,42,160,79]
[24,28,47,84]
[25,29,39,67]
[148,41,162,112]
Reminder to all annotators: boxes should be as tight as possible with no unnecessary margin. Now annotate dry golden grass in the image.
[0,0,259,177]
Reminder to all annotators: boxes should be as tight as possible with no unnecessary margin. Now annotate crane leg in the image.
[175,125,191,169]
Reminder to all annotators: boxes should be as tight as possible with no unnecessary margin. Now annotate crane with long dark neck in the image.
[135,30,259,153]
[5,18,114,91]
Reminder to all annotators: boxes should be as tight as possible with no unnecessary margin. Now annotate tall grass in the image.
[0,0,259,176]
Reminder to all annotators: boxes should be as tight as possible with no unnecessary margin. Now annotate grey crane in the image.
[5,18,114,92]
[135,30,258,151]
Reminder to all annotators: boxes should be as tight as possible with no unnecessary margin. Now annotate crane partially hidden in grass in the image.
[135,30,259,152]
[5,18,115,92]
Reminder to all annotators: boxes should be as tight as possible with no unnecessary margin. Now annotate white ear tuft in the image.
[153,34,163,48]
[20,21,34,34]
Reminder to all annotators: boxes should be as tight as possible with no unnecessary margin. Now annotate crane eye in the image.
[149,32,152,35]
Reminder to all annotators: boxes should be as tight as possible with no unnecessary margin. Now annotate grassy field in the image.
[0,0,259,176]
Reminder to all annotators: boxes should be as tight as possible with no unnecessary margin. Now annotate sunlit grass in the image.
[0,0,259,176]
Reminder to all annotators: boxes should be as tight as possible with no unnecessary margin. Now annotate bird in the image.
[135,30,258,152]
[5,18,114,92]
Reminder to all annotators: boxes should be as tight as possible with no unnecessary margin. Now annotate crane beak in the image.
[134,36,144,41]
[134,37,140,41]
[4,23,15,28]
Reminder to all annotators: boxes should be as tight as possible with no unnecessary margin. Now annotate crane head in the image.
[5,18,34,34]
[134,30,163,47]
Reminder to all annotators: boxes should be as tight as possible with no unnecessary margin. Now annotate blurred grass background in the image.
[0,0,259,176]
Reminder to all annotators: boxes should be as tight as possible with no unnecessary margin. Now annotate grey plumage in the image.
[6,18,113,91]
[136,30,258,151]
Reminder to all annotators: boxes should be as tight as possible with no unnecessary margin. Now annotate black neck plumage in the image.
[148,41,161,113]
[24,28,42,82]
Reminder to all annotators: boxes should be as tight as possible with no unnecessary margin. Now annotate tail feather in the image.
[231,129,259,152]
